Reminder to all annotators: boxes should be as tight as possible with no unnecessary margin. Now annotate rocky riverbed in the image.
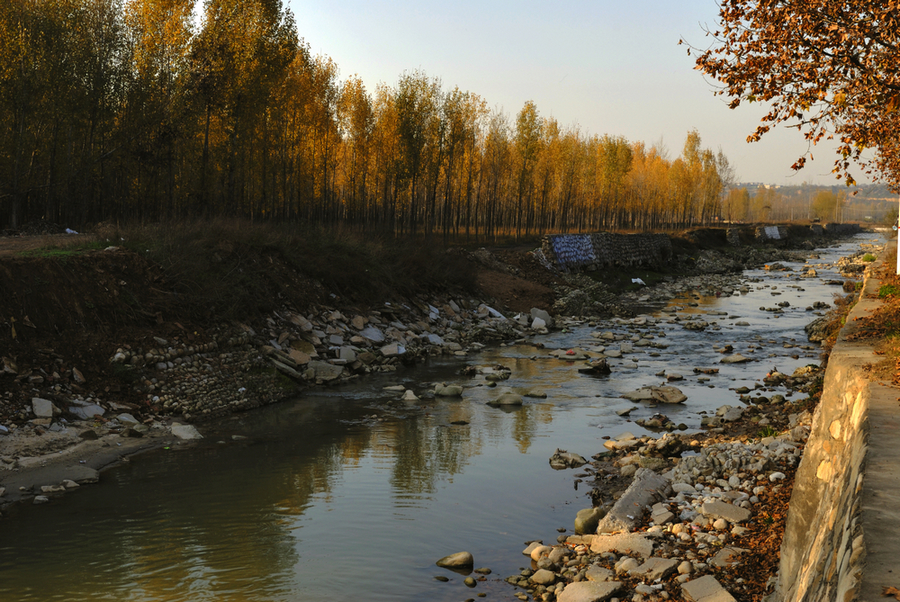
[498,360,820,602]
[433,241,882,602]
[0,230,882,602]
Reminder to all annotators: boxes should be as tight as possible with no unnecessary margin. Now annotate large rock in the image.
[436,551,474,568]
[308,360,345,381]
[434,383,464,397]
[171,423,203,440]
[557,580,622,602]
[531,569,557,585]
[681,575,737,602]
[578,358,611,375]
[380,343,406,358]
[289,313,314,331]
[549,449,588,469]
[596,469,672,534]
[424,333,445,346]
[32,397,57,418]
[629,557,679,581]
[585,565,614,583]
[700,500,751,523]
[531,307,553,327]
[621,386,686,404]
[68,403,105,420]
[487,393,523,407]
[116,413,139,425]
[359,326,385,343]
[288,348,312,365]
[720,354,751,364]
[574,507,607,535]
[292,341,318,358]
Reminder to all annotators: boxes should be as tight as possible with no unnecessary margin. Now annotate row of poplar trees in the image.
[0,0,733,238]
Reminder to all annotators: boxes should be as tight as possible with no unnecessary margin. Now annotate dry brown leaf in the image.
[883,585,900,600]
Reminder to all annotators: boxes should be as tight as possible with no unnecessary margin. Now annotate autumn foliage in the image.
[688,0,900,189]
[0,0,736,237]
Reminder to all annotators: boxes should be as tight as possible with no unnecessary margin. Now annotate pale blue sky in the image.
[287,0,867,187]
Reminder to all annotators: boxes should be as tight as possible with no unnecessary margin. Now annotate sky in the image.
[285,0,873,188]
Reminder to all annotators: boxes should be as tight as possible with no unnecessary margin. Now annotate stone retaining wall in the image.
[543,225,863,271]
[541,233,673,271]
[771,257,877,601]
[824,223,863,236]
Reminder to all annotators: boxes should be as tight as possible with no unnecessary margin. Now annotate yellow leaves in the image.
[887,95,900,113]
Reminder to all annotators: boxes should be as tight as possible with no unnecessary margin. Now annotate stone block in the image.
[585,564,613,583]
[557,581,622,602]
[709,547,746,568]
[596,468,671,533]
[31,397,56,418]
[681,575,736,602]
[629,557,679,581]
[700,500,751,523]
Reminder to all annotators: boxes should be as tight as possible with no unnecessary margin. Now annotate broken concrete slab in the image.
[681,575,737,602]
[596,468,672,534]
[709,547,747,568]
[171,423,203,440]
[700,500,751,523]
[557,580,622,602]
[629,557,680,581]
[308,360,345,381]
[590,533,654,559]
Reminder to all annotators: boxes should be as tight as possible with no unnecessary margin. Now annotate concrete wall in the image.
[772,258,877,602]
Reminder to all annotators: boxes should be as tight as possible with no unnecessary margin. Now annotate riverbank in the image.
[0,223,873,518]
[494,242,889,602]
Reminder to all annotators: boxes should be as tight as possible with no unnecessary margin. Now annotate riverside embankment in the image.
[0,227,883,602]
[773,241,900,602]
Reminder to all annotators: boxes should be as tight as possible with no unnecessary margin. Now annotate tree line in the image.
[0,0,735,238]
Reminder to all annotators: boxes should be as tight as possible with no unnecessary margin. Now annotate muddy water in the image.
[0,235,881,602]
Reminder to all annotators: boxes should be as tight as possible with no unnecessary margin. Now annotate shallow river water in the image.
[0,234,883,602]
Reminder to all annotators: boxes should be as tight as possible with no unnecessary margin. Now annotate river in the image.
[0,233,882,602]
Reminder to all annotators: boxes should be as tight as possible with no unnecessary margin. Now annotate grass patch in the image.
[879,284,900,298]
[863,253,876,262]
[19,240,106,259]
[758,425,778,439]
